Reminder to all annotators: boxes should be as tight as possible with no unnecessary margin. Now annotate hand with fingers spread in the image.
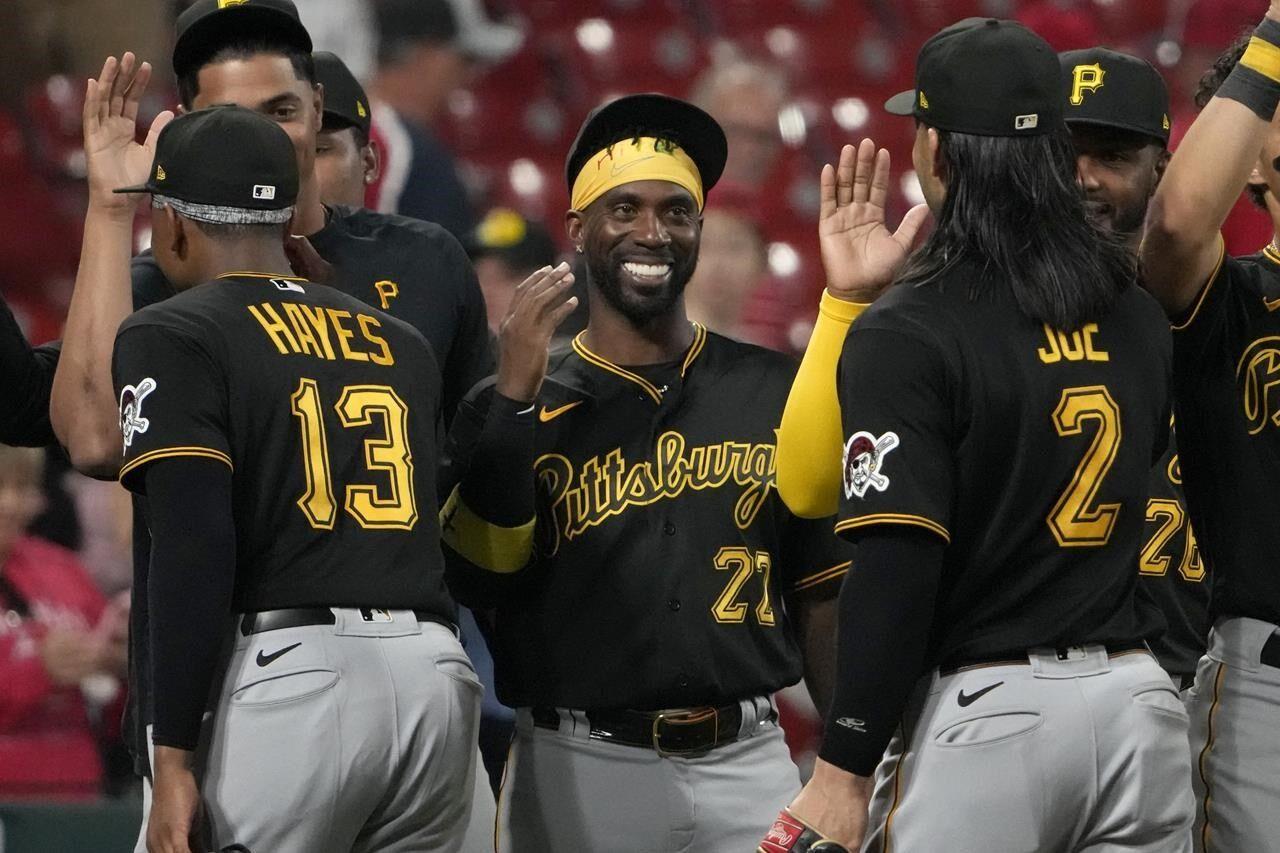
[819,138,930,303]
[83,52,174,216]
[496,262,578,402]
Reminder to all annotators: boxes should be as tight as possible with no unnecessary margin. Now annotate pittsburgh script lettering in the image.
[534,431,775,552]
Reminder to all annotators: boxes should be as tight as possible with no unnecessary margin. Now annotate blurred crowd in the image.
[0,0,1272,802]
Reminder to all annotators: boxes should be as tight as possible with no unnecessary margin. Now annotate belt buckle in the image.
[651,708,718,757]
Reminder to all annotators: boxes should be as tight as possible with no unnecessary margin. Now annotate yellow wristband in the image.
[1242,35,1280,83]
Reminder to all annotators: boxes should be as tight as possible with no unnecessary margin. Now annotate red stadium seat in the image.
[708,0,867,36]
[548,20,711,99]
[461,153,569,227]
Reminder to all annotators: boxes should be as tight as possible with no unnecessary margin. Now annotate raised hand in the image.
[83,53,174,214]
[496,262,578,402]
[819,139,930,302]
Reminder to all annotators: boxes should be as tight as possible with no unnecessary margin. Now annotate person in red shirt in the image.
[0,443,127,799]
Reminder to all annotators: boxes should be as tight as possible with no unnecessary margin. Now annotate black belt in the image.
[1261,633,1280,668]
[530,702,767,756]
[239,607,454,636]
[939,642,1149,675]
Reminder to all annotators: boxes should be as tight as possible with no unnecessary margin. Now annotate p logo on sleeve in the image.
[842,430,899,499]
[119,377,157,451]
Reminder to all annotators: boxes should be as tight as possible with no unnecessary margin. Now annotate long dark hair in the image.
[897,125,1135,331]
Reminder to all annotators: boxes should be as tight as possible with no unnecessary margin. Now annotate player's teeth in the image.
[623,262,671,277]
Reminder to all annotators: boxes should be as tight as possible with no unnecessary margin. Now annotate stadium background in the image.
[0,0,1267,847]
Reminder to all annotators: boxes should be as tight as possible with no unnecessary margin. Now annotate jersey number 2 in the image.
[1048,385,1121,547]
[291,378,418,531]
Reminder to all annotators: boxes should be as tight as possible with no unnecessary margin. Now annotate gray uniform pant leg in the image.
[197,612,479,853]
[497,698,798,853]
[459,745,497,853]
[862,647,1193,853]
[1188,617,1280,853]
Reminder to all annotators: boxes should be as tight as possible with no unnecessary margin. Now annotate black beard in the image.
[587,251,698,326]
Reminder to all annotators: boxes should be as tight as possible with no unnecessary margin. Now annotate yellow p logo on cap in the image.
[1070,63,1105,106]
[218,0,250,8]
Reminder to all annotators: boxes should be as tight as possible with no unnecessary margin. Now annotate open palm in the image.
[83,53,173,209]
[819,139,929,302]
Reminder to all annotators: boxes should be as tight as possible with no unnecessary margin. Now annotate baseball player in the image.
[768,19,1190,852]
[91,100,478,851]
[38,1,492,837]
[313,50,380,211]
[1139,3,1280,849]
[440,93,852,853]
[1060,47,1210,690]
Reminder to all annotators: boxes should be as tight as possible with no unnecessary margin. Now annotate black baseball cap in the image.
[464,208,558,273]
[115,105,298,223]
[564,93,727,196]
[885,18,1062,136]
[314,51,371,137]
[1060,48,1171,145]
[173,0,313,79]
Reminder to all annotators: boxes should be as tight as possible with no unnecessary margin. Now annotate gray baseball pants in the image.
[862,646,1194,853]
[134,609,481,853]
[1188,617,1280,853]
[497,696,798,852]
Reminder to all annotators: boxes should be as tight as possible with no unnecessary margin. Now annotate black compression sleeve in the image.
[819,527,945,776]
[0,297,57,446]
[457,393,536,526]
[145,457,236,750]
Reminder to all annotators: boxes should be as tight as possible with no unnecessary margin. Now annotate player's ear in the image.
[363,139,381,185]
[1154,147,1171,182]
[311,82,324,135]
[927,127,945,181]
[565,210,585,254]
[164,206,189,260]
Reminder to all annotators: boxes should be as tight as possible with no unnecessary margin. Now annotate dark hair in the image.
[189,219,290,242]
[176,38,317,109]
[897,125,1135,330]
[1194,31,1252,109]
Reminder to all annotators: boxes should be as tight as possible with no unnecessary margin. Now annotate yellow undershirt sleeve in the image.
[775,290,870,518]
[439,486,536,574]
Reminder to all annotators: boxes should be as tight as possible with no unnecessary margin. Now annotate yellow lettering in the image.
[358,314,395,366]
[1037,324,1063,363]
[1082,323,1109,361]
[248,303,300,355]
[374,280,399,310]
[300,305,337,360]
[1039,323,1109,364]
[326,308,368,362]
[1070,63,1105,106]
[283,303,324,358]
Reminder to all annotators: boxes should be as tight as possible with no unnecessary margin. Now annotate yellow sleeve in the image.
[775,290,870,518]
[439,486,536,574]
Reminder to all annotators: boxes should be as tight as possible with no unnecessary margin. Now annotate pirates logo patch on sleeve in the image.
[842,430,899,499]
[119,378,156,451]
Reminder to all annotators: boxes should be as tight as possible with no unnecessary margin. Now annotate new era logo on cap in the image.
[1015,114,1039,130]
[252,185,276,200]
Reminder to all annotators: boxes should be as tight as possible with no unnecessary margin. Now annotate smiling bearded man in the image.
[437,93,855,853]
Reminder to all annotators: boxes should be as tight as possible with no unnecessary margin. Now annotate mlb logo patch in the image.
[1014,114,1039,130]
[252,184,276,200]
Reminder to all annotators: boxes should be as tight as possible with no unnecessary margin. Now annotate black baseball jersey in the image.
[444,326,852,710]
[1137,433,1210,679]
[112,273,452,615]
[120,204,489,771]
[836,262,1171,665]
[1171,245,1280,626]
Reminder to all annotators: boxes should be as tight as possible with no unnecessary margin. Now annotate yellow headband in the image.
[570,137,705,212]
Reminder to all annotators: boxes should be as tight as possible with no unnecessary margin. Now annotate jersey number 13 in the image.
[291,378,418,531]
